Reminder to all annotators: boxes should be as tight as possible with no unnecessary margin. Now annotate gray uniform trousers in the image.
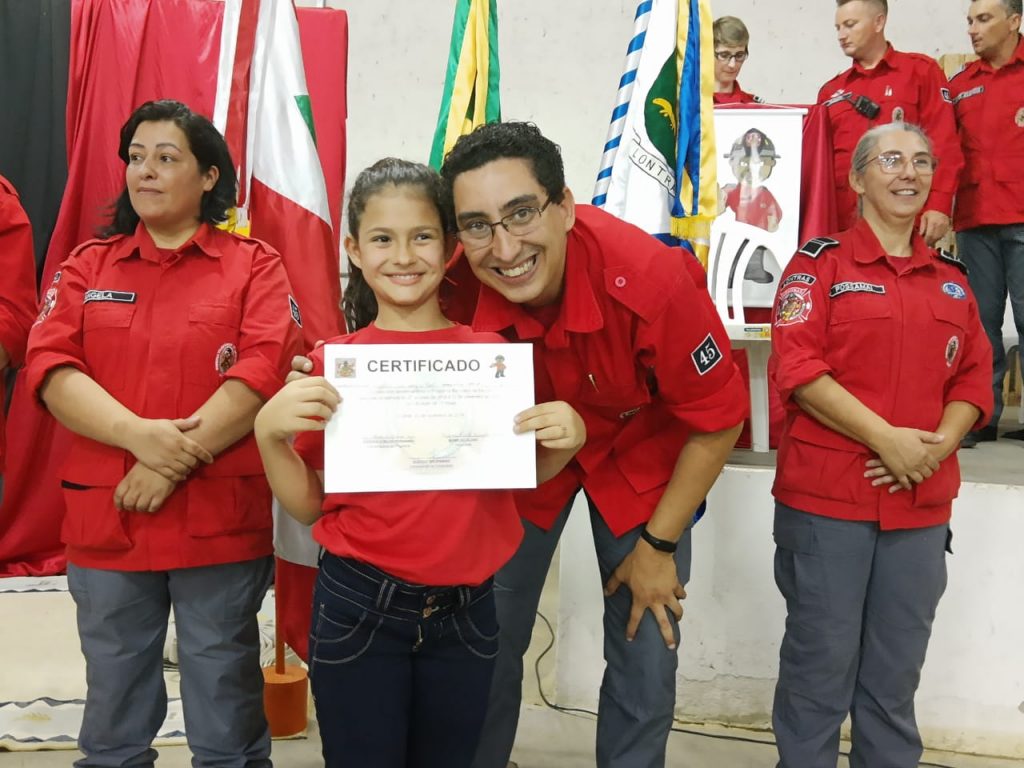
[772,503,949,768]
[67,557,274,768]
[471,492,693,768]
[957,224,1024,426]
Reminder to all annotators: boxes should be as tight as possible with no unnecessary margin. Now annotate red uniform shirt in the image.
[0,175,39,472]
[293,323,523,586]
[471,205,750,536]
[714,82,764,106]
[770,220,992,529]
[724,184,782,231]
[949,36,1024,231]
[25,223,302,570]
[818,45,964,230]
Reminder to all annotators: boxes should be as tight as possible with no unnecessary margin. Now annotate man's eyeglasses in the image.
[861,151,937,176]
[456,199,552,246]
[714,50,749,63]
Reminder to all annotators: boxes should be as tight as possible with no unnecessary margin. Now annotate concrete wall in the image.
[555,470,1024,759]
[306,0,976,218]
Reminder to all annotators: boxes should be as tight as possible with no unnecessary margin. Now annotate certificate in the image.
[322,343,536,493]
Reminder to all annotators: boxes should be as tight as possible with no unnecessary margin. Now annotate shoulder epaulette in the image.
[938,248,969,275]
[69,233,127,258]
[798,237,840,259]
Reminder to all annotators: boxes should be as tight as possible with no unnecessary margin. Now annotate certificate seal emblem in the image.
[945,335,960,368]
[215,342,238,375]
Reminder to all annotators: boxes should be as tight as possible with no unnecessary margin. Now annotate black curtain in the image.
[0,0,70,282]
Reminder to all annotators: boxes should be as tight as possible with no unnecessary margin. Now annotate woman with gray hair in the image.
[767,122,993,767]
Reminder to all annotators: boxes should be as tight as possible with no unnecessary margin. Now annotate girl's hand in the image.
[514,400,586,452]
[255,376,341,443]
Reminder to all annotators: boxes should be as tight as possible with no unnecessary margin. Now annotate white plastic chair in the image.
[708,221,792,452]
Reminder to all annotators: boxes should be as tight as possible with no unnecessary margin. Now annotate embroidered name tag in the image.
[829,282,886,298]
[83,290,137,304]
[780,273,816,290]
[953,86,984,104]
[691,334,723,376]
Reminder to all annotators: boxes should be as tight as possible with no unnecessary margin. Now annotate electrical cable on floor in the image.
[532,610,959,768]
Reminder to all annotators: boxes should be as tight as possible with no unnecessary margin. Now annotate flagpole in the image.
[592,0,654,207]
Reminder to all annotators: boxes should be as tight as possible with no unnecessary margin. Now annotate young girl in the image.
[254,158,585,768]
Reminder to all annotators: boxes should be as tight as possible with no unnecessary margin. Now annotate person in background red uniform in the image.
[0,174,38,482]
[949,0,1024,446]
[818,0,963,244]
[769,122,992,768]
[255,158,585,768]
[713,16,764,105]
[25,100,301,768]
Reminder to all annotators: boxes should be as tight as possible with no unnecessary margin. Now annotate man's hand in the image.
[919,211,951,246]
[286,339,325,384]
[114,463,177,513]
[604,540,686,649]
[513,400,586,451]
[254,376,340,443]
[123,416,214,482]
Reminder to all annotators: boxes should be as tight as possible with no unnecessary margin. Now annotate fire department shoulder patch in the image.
[945,335,960,368]
[216,342,238,375]
[776,286,813,326]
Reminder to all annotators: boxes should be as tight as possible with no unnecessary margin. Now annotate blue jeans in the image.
[471,493,693,768]
[957,224,1024,425]
[309,554,498,768]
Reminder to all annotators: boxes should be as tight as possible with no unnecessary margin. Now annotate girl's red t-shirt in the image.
[293,322,524,586]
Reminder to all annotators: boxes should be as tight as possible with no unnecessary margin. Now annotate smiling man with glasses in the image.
[712,16,764,105]
[441,122,749,768]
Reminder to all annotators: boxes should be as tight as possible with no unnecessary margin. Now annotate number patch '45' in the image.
[691,334,723,376]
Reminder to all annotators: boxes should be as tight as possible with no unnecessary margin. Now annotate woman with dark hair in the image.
[25,99,302,767]
[769,122,992,767]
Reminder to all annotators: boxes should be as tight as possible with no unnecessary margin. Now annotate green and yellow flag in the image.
[429,0,501,170]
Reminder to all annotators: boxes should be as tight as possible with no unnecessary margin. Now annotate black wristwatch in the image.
[640,527,678,554]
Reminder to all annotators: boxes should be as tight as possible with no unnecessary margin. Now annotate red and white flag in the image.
[215,0,343,659]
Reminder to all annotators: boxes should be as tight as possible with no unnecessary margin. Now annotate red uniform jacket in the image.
[25,224,302,570]
[770,220,992,529]
[818,45,964,230]
[714,82,764,105]
[471,205,750,536]
[949,36,1024,231]
[0,175,39,472]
